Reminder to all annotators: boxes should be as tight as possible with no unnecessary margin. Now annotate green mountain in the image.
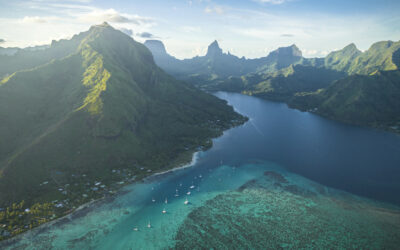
[254,44,303,74]
[321,40,400,75]
[0,47,20,56]
[290,70,400,130]
[324,43,362,72]
[287,40,400,131]
[0,23,245,212]
[145,40,304,85]
[348,41,400,74]
[203,65,345,102]
[149,37,400,134]
[0,33,87,78]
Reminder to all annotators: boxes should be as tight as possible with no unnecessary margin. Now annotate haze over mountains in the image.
[144,39,304,84]
[0,23,246,231]
[0,21,399,241]
[146,39,400,132]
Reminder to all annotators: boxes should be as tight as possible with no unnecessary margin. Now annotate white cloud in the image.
[181,26,202,33]
[256,0,287,4]
[205,6,224,15]
[119,28,133,36]
[136,32,154,38]
[21,16,51,23]
[77,9,153,25]
[32,0,92,2]
[302,49,329,58]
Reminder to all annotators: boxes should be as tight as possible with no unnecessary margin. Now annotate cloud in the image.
[205,6,224,15]
[181,26,202,33]
[0,39,5,43]
[21,16,49,23]
[256,0,287,4]
[119,28,133,36]
[302,49,329,58]
[136,32,154,38]
[37,0,93,2]
[78,8,153,25]
[281,33,294,37]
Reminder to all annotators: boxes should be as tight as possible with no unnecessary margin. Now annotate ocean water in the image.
[4,92,400,249]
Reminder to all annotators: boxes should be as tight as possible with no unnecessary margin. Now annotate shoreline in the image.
[215,91,400,136]
[143,151,200,182]
[0,150,203,247]
[0,108,248,245]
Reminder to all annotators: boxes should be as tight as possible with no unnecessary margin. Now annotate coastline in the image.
[0,151,203,247]
[0,106,248,244]
[144,151,200,182]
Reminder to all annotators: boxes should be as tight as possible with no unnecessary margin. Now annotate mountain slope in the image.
[145,38,400,133]
[204,65,346,102]
[348,40,400,75]
[0,23,246,210]
[253,44,303,74]
[143,40,184,75]
[290,70,400,130]
[0,32,88,78]
[324,43,362,72]
[145,40,305,84]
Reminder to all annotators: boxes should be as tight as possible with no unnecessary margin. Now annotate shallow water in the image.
[4,92,400,249]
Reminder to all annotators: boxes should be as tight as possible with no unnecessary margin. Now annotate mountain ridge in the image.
[0,23,246,237]
[144,38,400,133]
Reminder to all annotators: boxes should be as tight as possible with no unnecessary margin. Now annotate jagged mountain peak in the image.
[0,23,244,209]
[206,40,223,57]
[270,44,302,57]
[341,43,361,54]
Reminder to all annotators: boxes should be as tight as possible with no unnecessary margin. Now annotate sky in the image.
[0,0,399,59]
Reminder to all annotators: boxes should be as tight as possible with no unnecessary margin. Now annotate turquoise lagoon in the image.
[3,92,400,249]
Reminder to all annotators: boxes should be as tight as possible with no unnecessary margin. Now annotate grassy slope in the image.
[204,65,346,102]
[0,24,245,208]
[219,40,400,131]
[288,41,400,130]
[290,70,400,128]
[348,41,400,75]
[324,43,362,72]
[0,31,89,78]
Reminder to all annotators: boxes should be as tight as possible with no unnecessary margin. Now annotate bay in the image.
[4,92,400,249]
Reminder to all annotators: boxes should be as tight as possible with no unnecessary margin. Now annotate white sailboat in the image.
[165,198,168,204]
[152,197,155,202]
[147,221,151,228]
[184,197,189,205]
[186,191,191,195]
[162,208,167,214]
[133,227,139,231]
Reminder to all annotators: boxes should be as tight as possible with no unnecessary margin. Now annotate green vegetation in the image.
[324,43,362,72]
[0,23,246,240]
[0,32,89,79]
[0,201,55,240]
[290,70,400,131]
[347,41,400,75]
[145,40,304,86]
[151,38,400,133]
[203,65,345,102]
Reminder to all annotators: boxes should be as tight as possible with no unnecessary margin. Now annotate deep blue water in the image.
[214,92,400,205]
[5,92,400,249]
